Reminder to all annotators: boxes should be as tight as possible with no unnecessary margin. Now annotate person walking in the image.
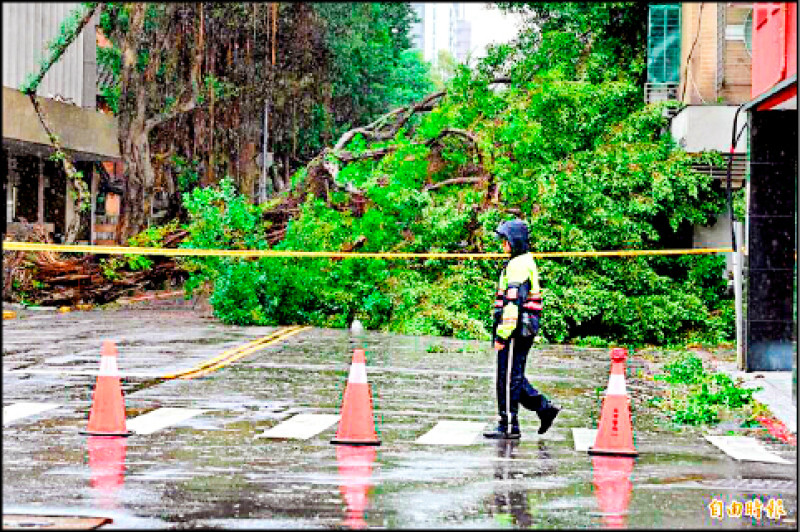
[484,219,560,439]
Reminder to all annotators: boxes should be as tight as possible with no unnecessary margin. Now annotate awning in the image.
[2,86,121,161]
[742,75,797,112]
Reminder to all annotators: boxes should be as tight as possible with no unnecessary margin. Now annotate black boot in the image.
[507,414,521,439]
[483,414,509,439]
[537,405,561,434]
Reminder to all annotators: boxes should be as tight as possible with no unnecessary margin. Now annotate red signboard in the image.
[751,3,797,99]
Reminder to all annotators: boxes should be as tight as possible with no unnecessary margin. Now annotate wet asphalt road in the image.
[2,304,797,529]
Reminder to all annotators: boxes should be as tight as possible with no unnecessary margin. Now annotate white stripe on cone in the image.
[98,356,119,377]
[348,363,368,384]
[606,374,627,396]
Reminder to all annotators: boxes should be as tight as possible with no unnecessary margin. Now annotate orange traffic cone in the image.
[592,455,634,528]
[589,347,637,456]
[336,445,377,529]
[88,435,127,509]
[81,341,132,436]
[331,349,381,446]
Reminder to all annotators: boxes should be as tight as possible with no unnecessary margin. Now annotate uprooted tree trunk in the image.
[299,79,510,202]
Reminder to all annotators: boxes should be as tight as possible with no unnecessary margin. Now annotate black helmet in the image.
[495,219,529,257]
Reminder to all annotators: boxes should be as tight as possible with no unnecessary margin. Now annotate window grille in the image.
[647,4,682,84]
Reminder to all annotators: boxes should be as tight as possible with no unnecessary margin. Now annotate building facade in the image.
[647,2,797,375]
[650,3,751,280]
[2,3,120,244]
[741,2,796,374]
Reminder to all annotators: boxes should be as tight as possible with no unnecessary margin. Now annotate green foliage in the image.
[170,155,200,193]
[496,2,649,84]
[169,3,734,347]
[312,3,435,142]
[101,219,173,275]
[653,352,760,426]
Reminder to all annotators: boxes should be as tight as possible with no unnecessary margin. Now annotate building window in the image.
[647,4,682,84]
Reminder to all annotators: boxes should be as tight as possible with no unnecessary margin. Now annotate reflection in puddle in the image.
[592,455,634,528]
[87,436,127,509]
[336,446,377,529]
[489,440,555,528]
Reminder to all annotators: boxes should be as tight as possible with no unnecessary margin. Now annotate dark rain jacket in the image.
[492,220,543,343]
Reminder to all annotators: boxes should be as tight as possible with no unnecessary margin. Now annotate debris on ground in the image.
[3,222,188,306]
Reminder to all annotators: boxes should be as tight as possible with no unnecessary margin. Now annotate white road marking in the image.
[3,402,60,424]
[126,407,205,435]
[4,369,168,378]
[572,428,599,452]
[415,420,486,445]
[257,413,340,440]
[704,435,791,464]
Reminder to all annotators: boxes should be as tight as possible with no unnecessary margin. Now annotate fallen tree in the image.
[177,66,733,346]
[2,221,189,306]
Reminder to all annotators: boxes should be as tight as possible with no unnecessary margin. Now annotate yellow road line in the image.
[190,326,306,374]
[182,326,310,379]
[3,241,736,259]
[162,326,302,379]
[191,326,303,373]
[165,326,311,380]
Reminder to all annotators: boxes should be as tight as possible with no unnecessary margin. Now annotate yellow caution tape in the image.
[3,310,17,320]
[163,325,310,380]
[2,241,735,259]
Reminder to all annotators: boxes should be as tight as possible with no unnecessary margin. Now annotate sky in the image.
[464,3,526,60]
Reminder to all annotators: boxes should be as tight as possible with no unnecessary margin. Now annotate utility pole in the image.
[259,101,273,203]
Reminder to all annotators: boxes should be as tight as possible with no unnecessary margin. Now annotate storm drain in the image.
[2,515,111,530]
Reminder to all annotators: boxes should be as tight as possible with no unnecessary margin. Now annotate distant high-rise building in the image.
[409,3,469,65]
[455,18,472,62]
[410,3,425,52]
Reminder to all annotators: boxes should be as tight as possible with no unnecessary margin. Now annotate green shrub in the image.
[653,352,760,426]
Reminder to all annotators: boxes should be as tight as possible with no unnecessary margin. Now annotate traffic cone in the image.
[589,347,637,456]
[88,435,127,509]
[591,455,634,528]
[336,445,377,529]
[81,341,132,436]
[331,349,381,446]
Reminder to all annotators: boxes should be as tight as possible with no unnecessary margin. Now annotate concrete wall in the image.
[692,213,741,279]
[2,2,96,109]
[2,86,119,160]
[670,105,748,153]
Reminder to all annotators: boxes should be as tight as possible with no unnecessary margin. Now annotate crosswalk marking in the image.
[572,428,599,452]
[126,407,205,435]
[257,413,340,440]
[4,369,165,378]
[3,402,60,424]
[415,420,486,445]
[704,435,791,464]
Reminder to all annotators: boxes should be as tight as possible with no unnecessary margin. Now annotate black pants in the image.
[495,333,552,417]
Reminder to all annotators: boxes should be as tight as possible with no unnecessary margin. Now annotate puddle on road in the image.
[3,315,796,528]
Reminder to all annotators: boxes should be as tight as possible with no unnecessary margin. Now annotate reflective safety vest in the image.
[493,252,542,341]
